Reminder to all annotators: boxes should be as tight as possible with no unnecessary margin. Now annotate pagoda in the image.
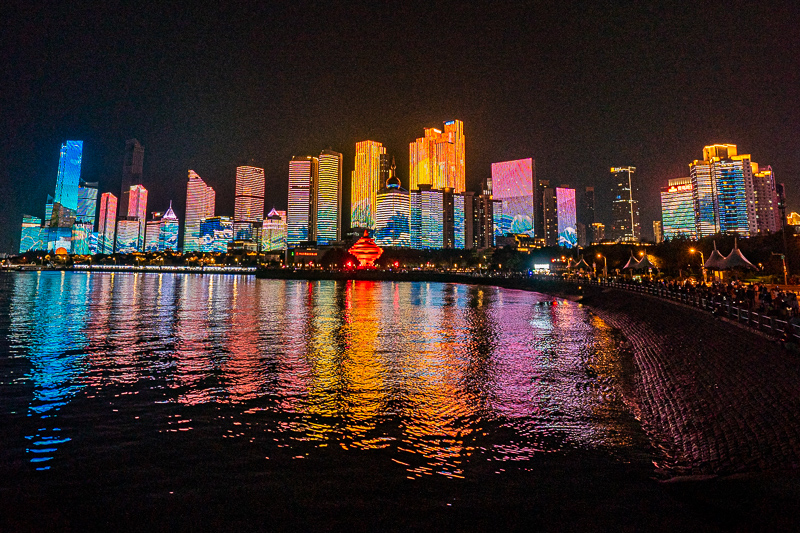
[348,230,383,268]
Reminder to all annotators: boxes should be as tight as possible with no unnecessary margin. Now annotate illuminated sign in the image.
[668,184,692,193]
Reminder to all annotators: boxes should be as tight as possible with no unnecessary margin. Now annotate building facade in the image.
[183,170,216,252]
[660,178,696,240]
[374,161,410,248]
[317,150,342,245]
[351,141,385,231]
[287,156,318,245]
[234,165,265,241]
[610,166,640,242]
[98,192,118,254]
[409,120,465,192]
[490,158,537,237]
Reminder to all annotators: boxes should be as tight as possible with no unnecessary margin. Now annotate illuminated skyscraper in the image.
[159,202,180,251]
[752,165,781,234]
[77,182,98,227]
[409,120,465,192]
[54,140,83,212]
[660,178,696,240]
[555,187,577,248]
[19,215,43,253]
[115,218,140,253]
[409,186,444,249]
[690,145,753,237]
[120,139,144,215]
[144,214,162,252]
[199,216,233,252]
[234,165,265,240]
[610,166,640,242]
[490,158,536,236]
[543,187,557,246]
[351,141,386,231]
[443,188,466,249]
[262,208,288,251]
[288,156,319,245]
[375,159,410,247]
[183,170,216,252]
[317,150,343,244]
[653,221,664,244]
[70,223,92,254]
[98,192,118,254]
[124,184,148,251]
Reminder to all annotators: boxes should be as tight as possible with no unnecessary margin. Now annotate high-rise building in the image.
[653,221,664,244]
[199,216,233,252]
[375,160,410,247]
[98,192,118,254]
[543,187,557,246]
[77,182,98,227]
[70,223,92,255]
[555,187,577,248]
[490,158,536,237]
[262,208,288,252]
[660,178,696,240]
[409,120,465,192]
[409,185,444,249]
[610,166,640,242]
[54,141,83,212]
[124,184,148,251]
[752,164,781,235]
[159,202,180,252]
[144,212,162,252]
[467,189,495,249]
[443,188,466,249]
[287,156,319,245]
[317,150,343,245]
[591,222,605,243]
[234,165,265,241]
[120,139,144,215]
[19,215,43,253]
[115,218,140,253]
[183,170,216,252]
[580,186,595,245]
[351,141,385,231]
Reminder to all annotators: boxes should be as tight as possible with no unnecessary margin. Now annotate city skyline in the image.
[1,2,798,252]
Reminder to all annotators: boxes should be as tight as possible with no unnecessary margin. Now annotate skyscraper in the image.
[579,186,595,245]
[54,140,83,212]
[120,139,144,215]
[690,145,754,237]
[98,192,118,254]
[159,202,180,251]
[115,218,140,253]
[183,170,216,252]
[409,120,465,192]
[234,165,265,240]
[409,186,444,249]
[610,166,640,242]
[660,178,696,240]
[19,215,43,253]
[287,156,319,245]
[490,158,536,236]
[125,184,148,251]
[317,150,343,245]
[77,182,98,227]
[351,141,386,231]
[262,208,288,252]
[199,216,234,252]
[144,213,162,252]
[752,165,781,234]
[555,187,577,248]
[375,159,410,248]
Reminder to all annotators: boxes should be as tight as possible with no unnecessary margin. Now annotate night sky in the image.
[1,1,798,252]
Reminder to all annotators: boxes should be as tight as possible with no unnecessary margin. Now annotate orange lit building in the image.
[409,120,465,193]
[350,141,387,231]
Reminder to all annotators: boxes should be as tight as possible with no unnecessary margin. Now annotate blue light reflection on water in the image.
[2,272,643,479]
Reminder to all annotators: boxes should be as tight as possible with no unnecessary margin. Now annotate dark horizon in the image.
[2,1,798,252]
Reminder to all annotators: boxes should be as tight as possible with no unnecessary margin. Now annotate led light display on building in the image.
[54,141,83,212]
[490,158,534,236]
[288,156,318,244]
[144,217,161,252]
[262,208,287,251]
[351,141,385,231]
[77,182,98,227]
[159,203,180,251]
[555,187,577,248]
[492,199,503,245]
[660,178,696,240]
[199,216,233,252]
[71,223,92,255]
[115,218,140,253]
[183,170,216,252]
[409,120,465,192]
[98,192,118,254]
[409,187,443,250]
[453,194,465,249]
[317,150,342,245]
[375,161,410,248]
[19,215,43,253]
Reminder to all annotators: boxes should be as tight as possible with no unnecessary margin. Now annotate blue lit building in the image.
[690,145,754,237]
[159,202,180,251]
[115,218,140,253]
[375,163,410,247]
[19,215,43,253]
[410,185,443,249]
[77,182,98,226]
[660,178,696,240]
[54,141,83,212]
[199,216,233,252]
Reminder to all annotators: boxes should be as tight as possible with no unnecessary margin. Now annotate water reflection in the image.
[4,272,641,478]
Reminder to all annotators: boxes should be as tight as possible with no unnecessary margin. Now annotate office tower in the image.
[409,185,444,249]
[468,188,494,249]
[44,195,54,227]
[234,165,265,240]
[98,192,118,254]
[491,199,503,244]
[120,139,144,215]
[19,215,43,253]
[442,188,466,249]
[653,221,664,244]
[125,184,148,251]
[375,160,410,247]
[159,203,180,251]
[577,222,587,247]
[199,216,233,252]
[88,232,99,254]
[462,192,475,249]
[71,223,92,255]
[610,166,640,242]
[262,208,288,251]
[543,187,557,246]
[77,182,98,227]
[287,156,319,245]
[490,158,536,236]
[660,178,696,240]
[351,141,385,231]
[591,222,605,243]
[317,150,343,244]
[555,187,577,248]
[751,165,781,234]
[54,141,83,212]
[183,170,216,252]
[144,212,162,252]
[580,186,595,245]
[115,218,140,253]
[409,120,465,192]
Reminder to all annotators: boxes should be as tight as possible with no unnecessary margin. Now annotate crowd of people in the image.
[655,279,800,319]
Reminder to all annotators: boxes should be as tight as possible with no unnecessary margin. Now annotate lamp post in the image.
[596,253,607,279]
[690,248,706,284]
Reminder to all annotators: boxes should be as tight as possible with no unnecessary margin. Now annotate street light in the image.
[689,248,706,284]
[596,253,607,278]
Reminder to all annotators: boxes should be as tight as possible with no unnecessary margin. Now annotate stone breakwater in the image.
[581,287,800,477]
